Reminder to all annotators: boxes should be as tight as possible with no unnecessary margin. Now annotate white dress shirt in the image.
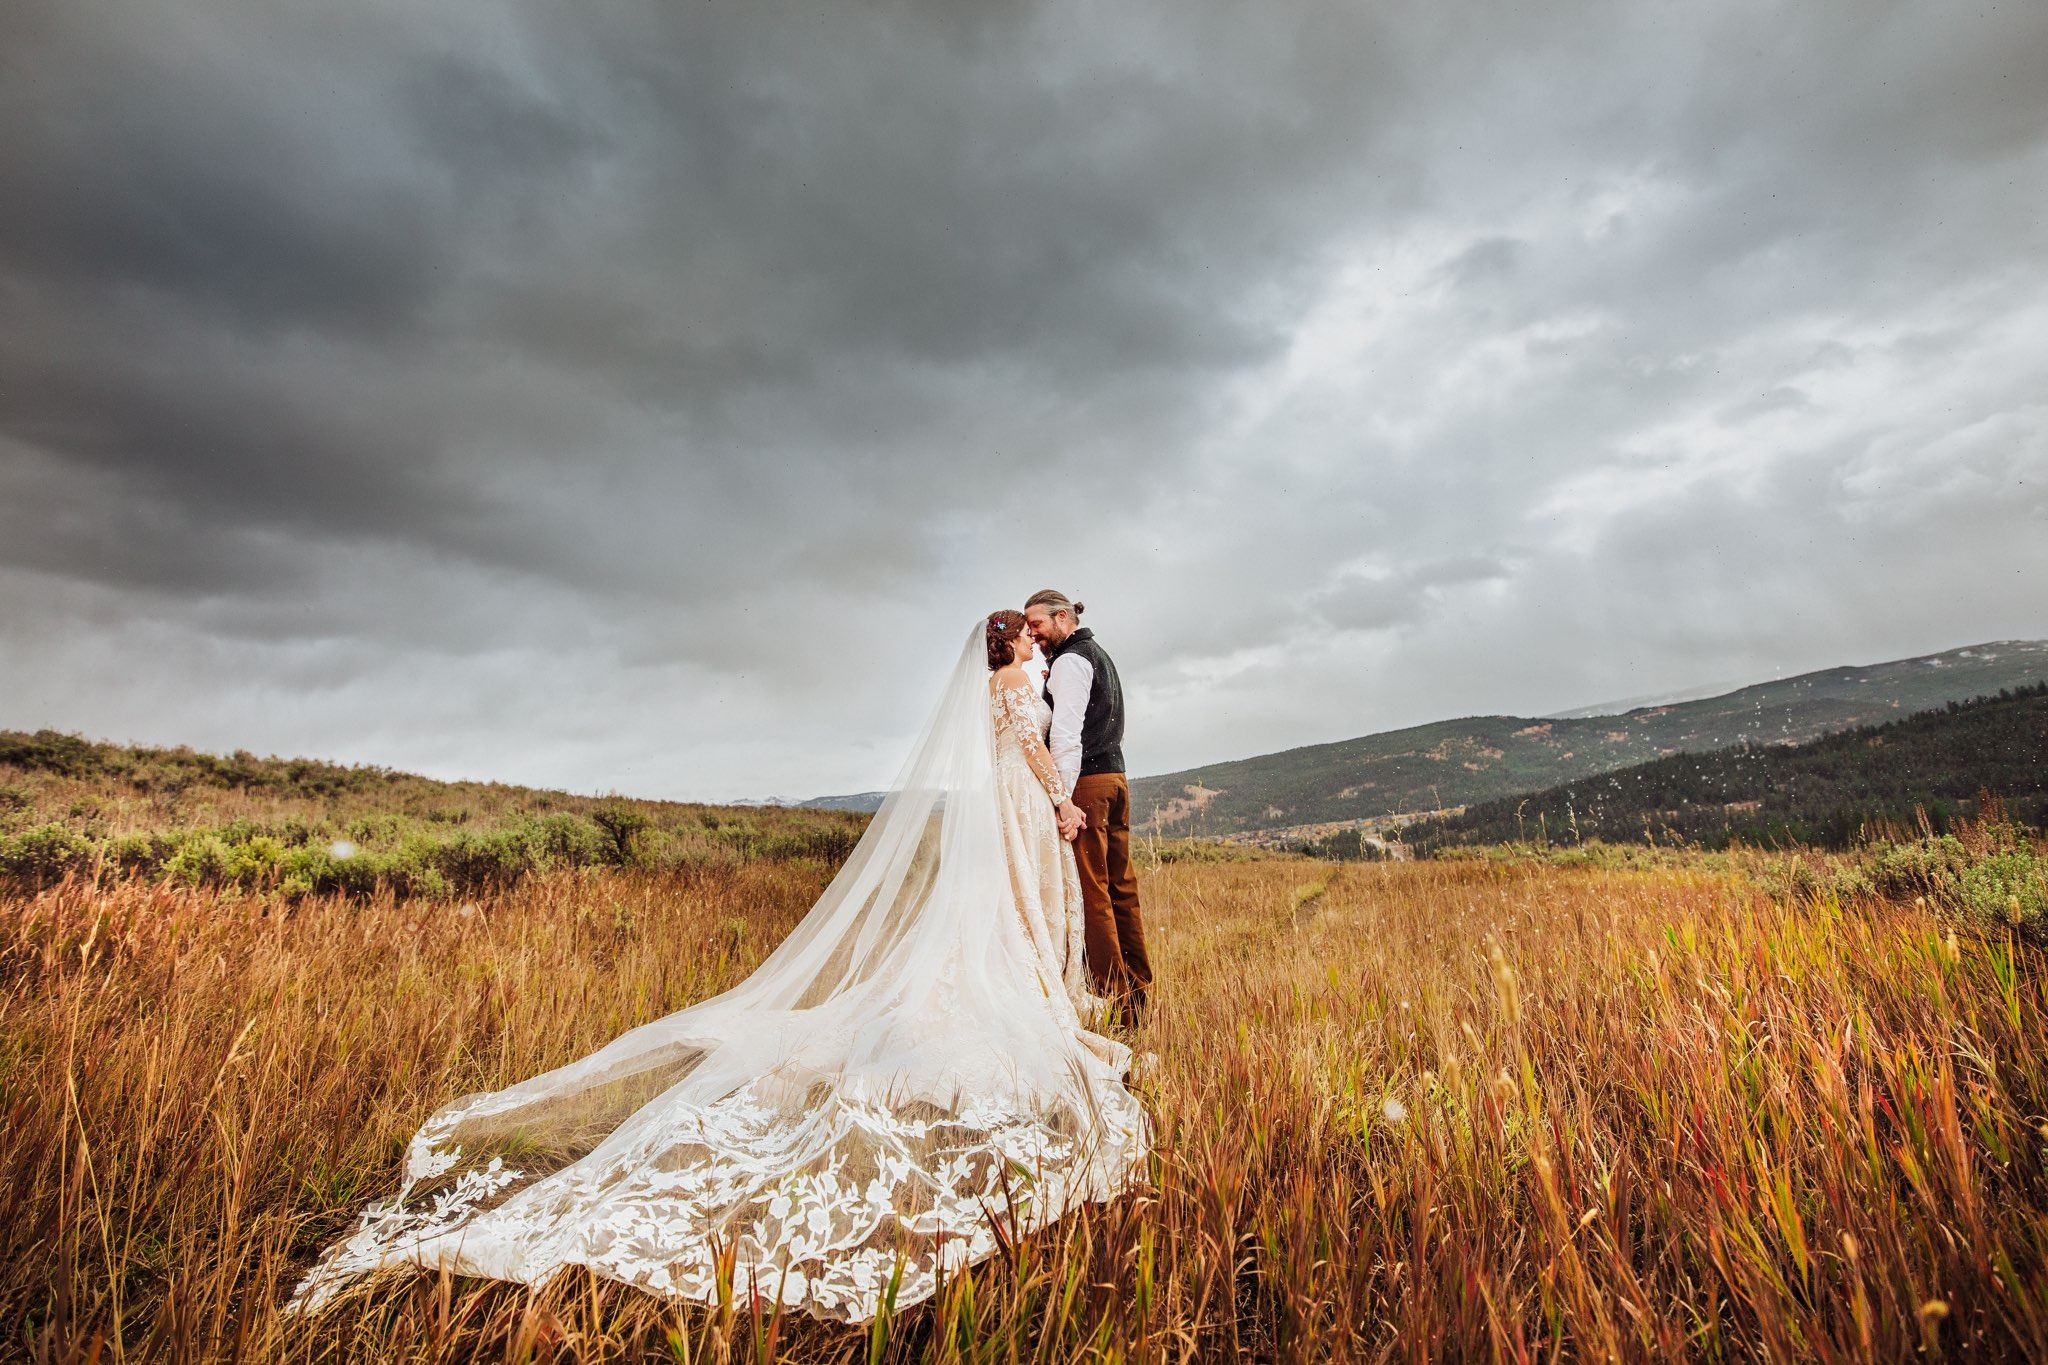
[1044,650,1094,800]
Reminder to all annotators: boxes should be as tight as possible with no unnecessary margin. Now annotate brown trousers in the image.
[1070,771,1152,1020]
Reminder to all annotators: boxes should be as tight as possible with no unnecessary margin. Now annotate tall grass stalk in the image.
[6,855,2047,1359]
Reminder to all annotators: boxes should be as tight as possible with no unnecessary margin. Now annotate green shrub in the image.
[212,817,265,845]
[1769,819,2048,944]
[740,826,862,864]
[0,731,106,779]
[1956,848,2048,933]
[591,803,652,865]
[166,834,233,887]
[224,835,285,885]
[344,813,407,846]
[529,813,607,867]
[1865,835,1971,900]
[132,765,194,797]
[278,844,395,897]
[265,815,327,847]
[432,829,538,891]
[376,848,449,899]
[0,823,96,885]
[277,844,337,896]
[104,831,178,878]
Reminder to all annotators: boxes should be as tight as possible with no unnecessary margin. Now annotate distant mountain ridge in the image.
[795,790,890,814]
[1129,639,2048,836]
[1541,675,1759,720]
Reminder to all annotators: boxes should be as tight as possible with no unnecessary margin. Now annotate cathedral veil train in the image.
[285,618,1151,1322]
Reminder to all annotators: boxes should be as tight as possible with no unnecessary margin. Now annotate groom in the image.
[1024,589,1153,1027]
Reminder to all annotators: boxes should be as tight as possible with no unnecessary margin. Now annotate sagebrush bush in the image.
[590,802,651,865]
[744,827,862,864]
[1957,846,2048,932]
[104,830,178,877]
[0,824,95,885]
[165,833,233,886]
[1751,816,2048,944]
[529,812,607,865]
[431,827,539,890]
[343,812,408,846]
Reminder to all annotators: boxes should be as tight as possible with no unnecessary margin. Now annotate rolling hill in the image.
[1130,639,2048,836]
[0,728,868,894]
[1395,682,2048,854]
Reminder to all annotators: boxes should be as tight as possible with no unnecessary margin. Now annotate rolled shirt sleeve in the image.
[1044,652,1093,800]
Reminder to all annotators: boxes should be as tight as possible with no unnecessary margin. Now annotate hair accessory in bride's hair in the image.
[984,608,1026,669]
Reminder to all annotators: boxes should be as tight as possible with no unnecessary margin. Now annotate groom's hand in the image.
[1057,800,1087,841]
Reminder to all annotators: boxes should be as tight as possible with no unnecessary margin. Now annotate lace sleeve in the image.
[994,684,1067,805]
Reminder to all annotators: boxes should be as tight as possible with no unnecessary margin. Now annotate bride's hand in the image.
[1057,800,1087,841]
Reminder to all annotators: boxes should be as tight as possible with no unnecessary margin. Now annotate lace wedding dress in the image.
[990,678,1114,1035]
[285,626,1149,1323]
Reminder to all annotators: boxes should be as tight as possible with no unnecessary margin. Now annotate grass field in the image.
[8,847,2048,1361]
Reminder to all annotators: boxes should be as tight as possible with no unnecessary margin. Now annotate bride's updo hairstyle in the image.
[985,609,1027,670]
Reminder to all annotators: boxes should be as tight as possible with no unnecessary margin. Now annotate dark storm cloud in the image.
[0,39,446,338]
[2,0,2045,798]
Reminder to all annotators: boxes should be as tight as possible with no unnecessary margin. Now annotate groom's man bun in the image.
[1025,589,1084,619]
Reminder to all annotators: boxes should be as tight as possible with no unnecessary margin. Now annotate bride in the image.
[285,612,1151,1322]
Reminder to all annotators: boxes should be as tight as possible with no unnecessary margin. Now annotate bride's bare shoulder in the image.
[988,664,1028,692]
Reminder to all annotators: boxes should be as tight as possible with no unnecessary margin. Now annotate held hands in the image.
[1056,799,1088,842]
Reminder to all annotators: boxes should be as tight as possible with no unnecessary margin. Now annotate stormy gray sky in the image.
[3,0,2045,801]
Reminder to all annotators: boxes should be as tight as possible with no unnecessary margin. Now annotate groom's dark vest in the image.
[1042,626,1125,777]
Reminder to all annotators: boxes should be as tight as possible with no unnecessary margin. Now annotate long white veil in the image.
[287,624,1149,1321]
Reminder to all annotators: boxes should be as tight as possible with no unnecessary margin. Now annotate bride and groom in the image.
[995,590,1153,1031]
[287,590,1155,1323]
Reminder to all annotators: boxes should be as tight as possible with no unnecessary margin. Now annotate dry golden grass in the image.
[7,853,2048,1361]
